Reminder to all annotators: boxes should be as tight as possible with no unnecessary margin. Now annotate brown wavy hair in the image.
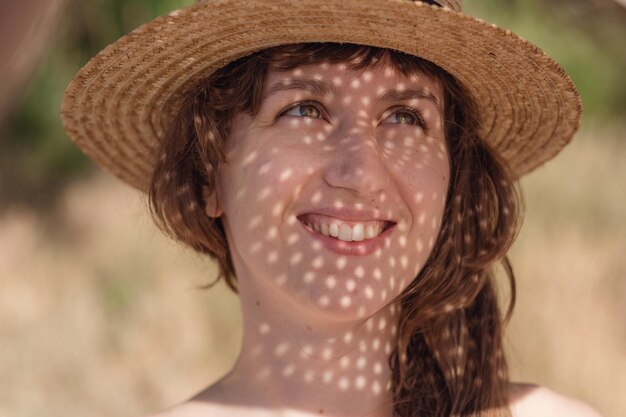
[149,43,522,417]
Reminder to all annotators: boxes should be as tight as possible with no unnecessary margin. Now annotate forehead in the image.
[264,59,443,98]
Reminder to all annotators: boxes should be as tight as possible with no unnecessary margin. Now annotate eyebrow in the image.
[265,78,441,108]
[377,88,441,108]
[266,79,340,98]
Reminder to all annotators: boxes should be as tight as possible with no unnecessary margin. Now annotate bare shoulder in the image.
[509,382,603,417]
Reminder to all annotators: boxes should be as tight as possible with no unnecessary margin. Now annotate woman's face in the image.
[213,59,450,319]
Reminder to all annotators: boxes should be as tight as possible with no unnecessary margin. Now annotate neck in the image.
[207,268,401,417]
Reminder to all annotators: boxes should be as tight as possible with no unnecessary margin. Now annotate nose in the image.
[323,131,391,197]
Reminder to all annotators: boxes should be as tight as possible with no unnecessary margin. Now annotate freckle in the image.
[256,301,261,307]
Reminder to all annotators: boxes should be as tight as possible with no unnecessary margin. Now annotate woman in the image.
[60,1,601,416]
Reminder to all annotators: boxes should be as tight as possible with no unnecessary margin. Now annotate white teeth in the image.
[305,220,388,242]
[339,224,352,241]
[352,223,365,241]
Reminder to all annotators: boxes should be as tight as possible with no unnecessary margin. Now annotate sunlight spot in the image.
[400,256,408,269]
[318,295,330,307]
[340,356,350,369]
[416,238,423,252]
[359,343,368,353]
[258,162,271,174]
[259,323,271,334]
[372,380,382,395]
[274,343,289,357]
[372,338,380,351]
[403,137,415,147]
[355,375,367,390]
[287,233,299,245]
[373,361,383,375]
[378,317,387,330]
[249,242,262,254]
[326,276,337,289]
[266,227,278,240]
[279,169,293,182]
[312,256,324,268]
[268,251,279,264]
[282,365,295,377]
[340,296,351,308]
[322,370,334,383]
[346,280,356,291]
[304,271,316,284]
[311,191,323,204]
[272,202,284,217]
[399,236,407,247]
[322,347,334,360]
[350,79,361,88]
[242,150,259,167]
[332,76,343,86]
[336,256,347,270]
[248,216,262,229]
[275,274,287,286]
[290,252,303,265]
[339,377,350,390]
[304,369,315,382]
[418,213,426,225]
[356,357,367,369]
[380,289,387,300]
[354,265,365,278]
[373,268,382,280]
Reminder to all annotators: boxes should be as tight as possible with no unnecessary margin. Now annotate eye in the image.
[280,101,324,119]
[383,107,427,129]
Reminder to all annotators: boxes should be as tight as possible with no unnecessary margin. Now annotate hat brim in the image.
[61,0,582,192]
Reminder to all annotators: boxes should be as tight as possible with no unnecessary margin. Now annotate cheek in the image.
[378,133,450,286]
[219,150,311,263]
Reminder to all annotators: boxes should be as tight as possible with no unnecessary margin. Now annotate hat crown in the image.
[193,0,462,12]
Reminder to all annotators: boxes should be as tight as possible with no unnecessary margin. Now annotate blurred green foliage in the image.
[1,0,624,209]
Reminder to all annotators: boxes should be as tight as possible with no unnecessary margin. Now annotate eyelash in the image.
[278,101,428,130]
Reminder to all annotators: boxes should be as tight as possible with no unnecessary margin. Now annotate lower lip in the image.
[298,221,395,256]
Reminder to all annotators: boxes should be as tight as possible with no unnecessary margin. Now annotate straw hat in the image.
[61,0,582,192]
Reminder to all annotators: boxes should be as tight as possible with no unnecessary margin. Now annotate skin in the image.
[146,60,604,417]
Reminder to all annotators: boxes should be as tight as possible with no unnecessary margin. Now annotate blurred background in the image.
[0,0,624,416]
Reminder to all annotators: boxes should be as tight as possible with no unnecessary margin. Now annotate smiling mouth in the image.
[297,214,395,243]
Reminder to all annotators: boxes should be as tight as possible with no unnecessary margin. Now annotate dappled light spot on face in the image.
[318,295,330,307]
[340,296,352,308]
[355,375,367,390]
[322,370,334,383]
[258,323,271,335]
[267,250,279,264]
[303,271,316,283]
[290,252,303,265]
[282,364,297,378]
[275,274,287,286]
[325,276,337,289]
[338,376,350,390]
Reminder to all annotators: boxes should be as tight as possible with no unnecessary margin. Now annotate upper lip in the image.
[296,207,397,223]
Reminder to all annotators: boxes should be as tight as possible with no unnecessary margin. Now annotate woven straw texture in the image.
[61,0,582,192]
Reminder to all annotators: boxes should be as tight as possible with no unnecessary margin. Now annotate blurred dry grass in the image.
[0,126,624,416]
